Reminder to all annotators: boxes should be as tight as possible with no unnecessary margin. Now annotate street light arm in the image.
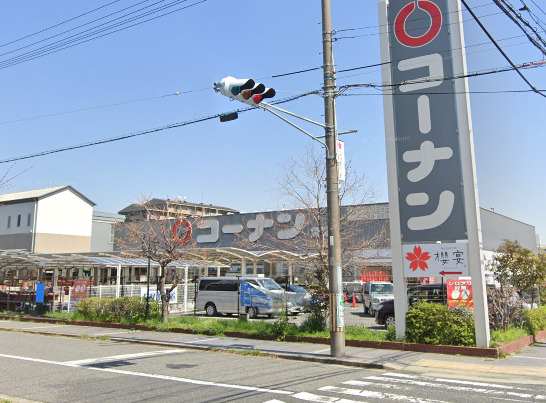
[258,104,331,157]
[260,101,327,128]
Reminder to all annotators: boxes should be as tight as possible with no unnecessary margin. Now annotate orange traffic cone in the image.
[352,294,357,308]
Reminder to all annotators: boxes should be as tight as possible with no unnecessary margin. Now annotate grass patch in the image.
[490,326,531,346]
[45,312,73,320]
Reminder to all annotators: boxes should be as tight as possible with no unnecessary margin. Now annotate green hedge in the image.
[405,301,475,346]
[76,297,160,323]
[523,306,546,335]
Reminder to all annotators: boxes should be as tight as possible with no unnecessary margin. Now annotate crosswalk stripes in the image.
[266,372,546,402]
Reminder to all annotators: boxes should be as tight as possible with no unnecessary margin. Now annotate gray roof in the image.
[0,185,95,206]
[118,198,238,215]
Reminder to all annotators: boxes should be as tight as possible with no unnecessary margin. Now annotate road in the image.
[0,331,544,403]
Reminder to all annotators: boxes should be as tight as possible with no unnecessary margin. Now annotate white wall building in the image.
[0,185,95,253]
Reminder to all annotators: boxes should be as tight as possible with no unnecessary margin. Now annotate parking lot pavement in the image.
[191,303,383,329]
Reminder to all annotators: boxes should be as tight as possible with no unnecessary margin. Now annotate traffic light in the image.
[214,76,275,105]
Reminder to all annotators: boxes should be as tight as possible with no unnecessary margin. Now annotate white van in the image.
[196,276,286,319]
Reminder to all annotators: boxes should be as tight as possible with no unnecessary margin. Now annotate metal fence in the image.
[58,283,196,314]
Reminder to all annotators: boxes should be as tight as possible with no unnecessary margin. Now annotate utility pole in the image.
[321,0,345,357]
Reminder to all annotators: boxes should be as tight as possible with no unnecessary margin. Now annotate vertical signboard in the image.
[379,0,490,346]
[387,0,466,242]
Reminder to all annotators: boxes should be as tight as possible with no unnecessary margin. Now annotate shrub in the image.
[75,297,160,323]
[298,308,328,333]
[487,286,525,331]
[405,301,475,346]
[523,305,546,335]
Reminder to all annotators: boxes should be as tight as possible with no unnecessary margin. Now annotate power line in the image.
[334,11,504,41]
[339,88,545,96]
[493,0,546,55]
[1,41,538,127]
[0,93,317,165]
[0,0,156,58]
[0,91,204,126]
[333,2,494,33]
[530,0,546,18]
[337,60,546,94]
[0,0,122,48]
[0,0,208,70]
[461,0,546,97]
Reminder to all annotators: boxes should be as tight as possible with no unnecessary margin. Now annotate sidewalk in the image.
[1,316,545,385]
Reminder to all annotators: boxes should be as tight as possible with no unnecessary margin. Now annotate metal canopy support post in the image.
[184,265,188,313]
[322,0,345,358]
[115,264,121,298]
[241,257,247,276]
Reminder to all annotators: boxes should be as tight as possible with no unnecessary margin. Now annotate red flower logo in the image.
[406,246,431,271]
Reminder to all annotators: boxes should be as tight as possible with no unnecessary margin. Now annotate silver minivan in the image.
[196,276,285,319]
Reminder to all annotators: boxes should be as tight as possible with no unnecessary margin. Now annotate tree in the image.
[489,240,546,304]
[116,197,208,323]
[487,239,546,330]
[271,145,389,288]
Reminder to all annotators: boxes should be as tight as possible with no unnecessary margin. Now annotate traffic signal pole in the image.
[321,0,345,358]
[213,0,346,357]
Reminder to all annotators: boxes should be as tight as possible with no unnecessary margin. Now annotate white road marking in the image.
[63,349,186,365]
[320,386,448,402]
[291,391,361,402]
[18,325,62,330]
[182,337,220,344]
[510,356,546,361]
[383,372,516,389]
[89,331,136,336]
[0,353,293,395]
[360,376,543,400]
[311,348,331,354]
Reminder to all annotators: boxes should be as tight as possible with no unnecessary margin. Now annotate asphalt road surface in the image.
[0,331,545,403]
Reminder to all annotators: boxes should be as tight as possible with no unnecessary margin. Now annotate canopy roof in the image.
[0,248,320,270]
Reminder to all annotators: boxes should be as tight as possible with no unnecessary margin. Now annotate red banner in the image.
[447,279,473,310]
[73,279,89,299]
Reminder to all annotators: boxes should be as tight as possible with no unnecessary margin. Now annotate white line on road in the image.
[291,391,361,402]
[320,386,450,402]
[89,331,137,336]
[0,353,293,395]
[63,349,186,365]
[311,348,331,354]
[359,376,540,400]
[18,325,63,330]
[182,337,220,344]
[510,356,546,361]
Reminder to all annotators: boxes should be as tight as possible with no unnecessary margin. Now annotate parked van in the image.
[196,276,286,319]
[363,281,394,315]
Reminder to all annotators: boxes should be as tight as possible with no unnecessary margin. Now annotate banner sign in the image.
[141,287,177,304]
[447,279,474,309]
[73,279,89,299]
[385,0,467,242]
[403,242,469,277]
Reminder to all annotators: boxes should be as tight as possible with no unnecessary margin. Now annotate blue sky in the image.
[0,0,545,245]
